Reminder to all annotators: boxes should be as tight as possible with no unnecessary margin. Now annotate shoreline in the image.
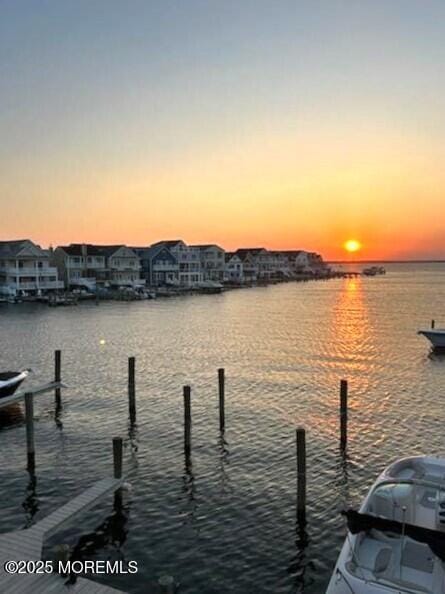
[0,270,355,306]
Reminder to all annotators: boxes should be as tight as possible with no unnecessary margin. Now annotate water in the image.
[1,262,444,593]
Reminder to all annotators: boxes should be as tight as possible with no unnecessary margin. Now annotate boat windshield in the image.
[346,481,445,593]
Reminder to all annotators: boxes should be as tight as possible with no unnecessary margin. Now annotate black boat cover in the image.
[0,372,20,381]
[342,509,445,562]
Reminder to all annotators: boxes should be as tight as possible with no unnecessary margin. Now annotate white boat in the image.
[418,329,445,349]
[0,369,30,399]
[327,456,445,594]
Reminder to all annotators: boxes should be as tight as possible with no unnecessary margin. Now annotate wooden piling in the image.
[296,427,306,520]
[183,386,191,457]
[113,437,123,479]
[55,349,61,407]
[25,392,35,470]
[158,575,175,594]
[218,368,225,431]
[432,319,435,329]
[340,379,348,449]
[128,356,136,423]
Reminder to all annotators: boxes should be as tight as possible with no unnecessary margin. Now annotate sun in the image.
[343,239,362,254]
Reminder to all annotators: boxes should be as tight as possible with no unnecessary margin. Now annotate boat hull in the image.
[418,330,445,349]
[0,371,28,399]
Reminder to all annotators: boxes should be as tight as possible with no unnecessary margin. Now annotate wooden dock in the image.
[0,448,126,593]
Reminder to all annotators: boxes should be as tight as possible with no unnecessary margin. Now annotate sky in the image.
[1,0,444,260]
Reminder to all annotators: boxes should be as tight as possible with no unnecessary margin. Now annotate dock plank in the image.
[36,478,123,538]
[0,477,126,594]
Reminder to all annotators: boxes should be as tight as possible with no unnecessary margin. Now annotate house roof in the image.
[280,250,303,255]
[0,240,45,257]
[57,244,104,256]
[132,244,176,260]
[151,240,185,249]
[57,244,130,257]
[190,244,224,251]
[234,248,267,261]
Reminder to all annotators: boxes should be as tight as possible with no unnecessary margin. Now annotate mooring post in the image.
[113,436,123,479]
[432,319,435,329]
[158,575,175,594]
[55,349,61,407]
[25,392,35,470]
[340,379,348,449]
[128,356,136,423]
[296,427,306,520]
[183,385,191,457]
[218,368,225,432]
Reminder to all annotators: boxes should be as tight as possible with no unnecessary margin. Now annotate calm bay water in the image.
[1,262,445,593]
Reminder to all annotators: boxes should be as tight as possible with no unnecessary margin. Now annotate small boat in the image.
[363,266,386,276]
[327,456,445,594]
[0,370,30,398]
[48,294,78,307]
[418,329,445,350]
[195,281,224,294]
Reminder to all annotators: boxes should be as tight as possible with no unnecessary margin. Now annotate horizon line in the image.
[329,259,445,264]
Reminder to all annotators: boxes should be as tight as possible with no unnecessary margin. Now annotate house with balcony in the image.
[191,244,225,282]
[97,245,142,287]
[0,239,64,297]
[234,249,265,283]
[53,244,106,290]
[268,251,292,279]
[151,240,202,287]
[53,244,142,290]
[132,244,179,287]
[224,252,244,283]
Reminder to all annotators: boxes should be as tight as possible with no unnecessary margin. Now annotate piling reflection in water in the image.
[69,495,130,561]
[0,402,24,429]
[23,469,39,528]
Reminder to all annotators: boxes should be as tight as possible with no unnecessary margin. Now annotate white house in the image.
[268,252,292,278]
[192,244,225,282]
[283,250,327,274]
[151,240,202,287]
[0,239,64,296]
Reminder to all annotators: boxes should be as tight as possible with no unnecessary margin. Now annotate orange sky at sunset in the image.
[1,2,445,261]
[2,120,443,261]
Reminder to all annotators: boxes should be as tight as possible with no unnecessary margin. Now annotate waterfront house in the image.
[151,240,202,287]
[54,244,142,290]
[0,239,64,297]
[132,245,179,287]
[224,252,244,283]
[268,252,292,279]
[53,244,106,290]
[97,245,142,287]
[283,250,327,275]
[191,244,225,282]
[233,250,258,283]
